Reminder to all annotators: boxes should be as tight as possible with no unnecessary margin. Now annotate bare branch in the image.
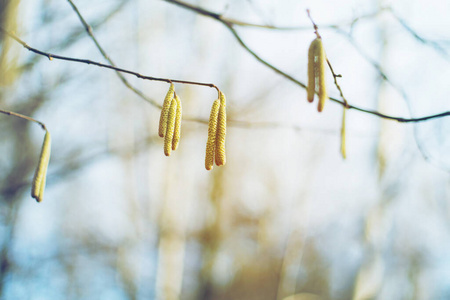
[0,27,220,102]
[2,3,450,123]
[160,0,383,30]
[162,0,450,123]
[0,108,46,130]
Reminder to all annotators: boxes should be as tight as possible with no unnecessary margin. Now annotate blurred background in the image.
[1,0,450,299]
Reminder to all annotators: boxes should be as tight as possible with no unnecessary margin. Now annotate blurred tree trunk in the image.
[0,0,20,86]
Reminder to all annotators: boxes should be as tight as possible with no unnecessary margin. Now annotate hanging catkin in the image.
[316,38,327,112]
[31,130,51,202]
[164,95,178,156]
[205,99,220,170]
[158,83,175,137]
[39,176,47,203]
[215,92,226,166]
[341,107,347,159]
[307,39,318,103]
[172,94,182,151]
[307,37,328,112]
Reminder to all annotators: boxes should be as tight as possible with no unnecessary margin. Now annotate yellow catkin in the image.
[164,96,178,156]
[158,83,175,137]
[307,38,319,103]
[31,131,51,203]
[316,38,328,112]
[172,94,182,151]
[38,176,46,203]
[341,107,347,159]
[205,99,220,171]
[215,92,227,166]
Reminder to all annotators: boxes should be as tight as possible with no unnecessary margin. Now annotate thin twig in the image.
[306,9,320,39]
[162,0,450,123]
[0,109,46,130]
[0,27,220,100]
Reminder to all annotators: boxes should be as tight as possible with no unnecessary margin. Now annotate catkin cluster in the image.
[157,83,227,169]
[205,91,227,171]
[158,83,182,156]
[307,37,328,112]
[31,130,51,203]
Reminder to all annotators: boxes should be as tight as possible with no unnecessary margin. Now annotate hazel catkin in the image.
[172,94,182,151]
[341,107,347,159]
[164,95,178,156]
[316,38,327,112]
[307,37,328,112]
[205,99,220,171]
[307,39,318,103]
[158,83,175,137]
[31,130,51,203]
[215,92,226,166]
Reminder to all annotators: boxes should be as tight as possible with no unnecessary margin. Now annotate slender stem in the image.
[0,109,46,130]
[306,9,320,39]
[0,28,220,100]
[326,59,348,107]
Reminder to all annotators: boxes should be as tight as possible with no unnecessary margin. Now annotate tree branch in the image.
[0,27,220,105]
[161,0,450,123]
[0,108,46,130]
[2,2,449,123]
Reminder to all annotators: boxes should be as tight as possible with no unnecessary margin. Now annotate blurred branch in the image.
[18,0,127,73]
[0,114,360,200]
[0,201,20,298]
[162,0,450,123]
[0,131,160,198]
[347,7,390,32]
[390,10,449,59]
[0,108,46,130]
[160,0,384,30]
